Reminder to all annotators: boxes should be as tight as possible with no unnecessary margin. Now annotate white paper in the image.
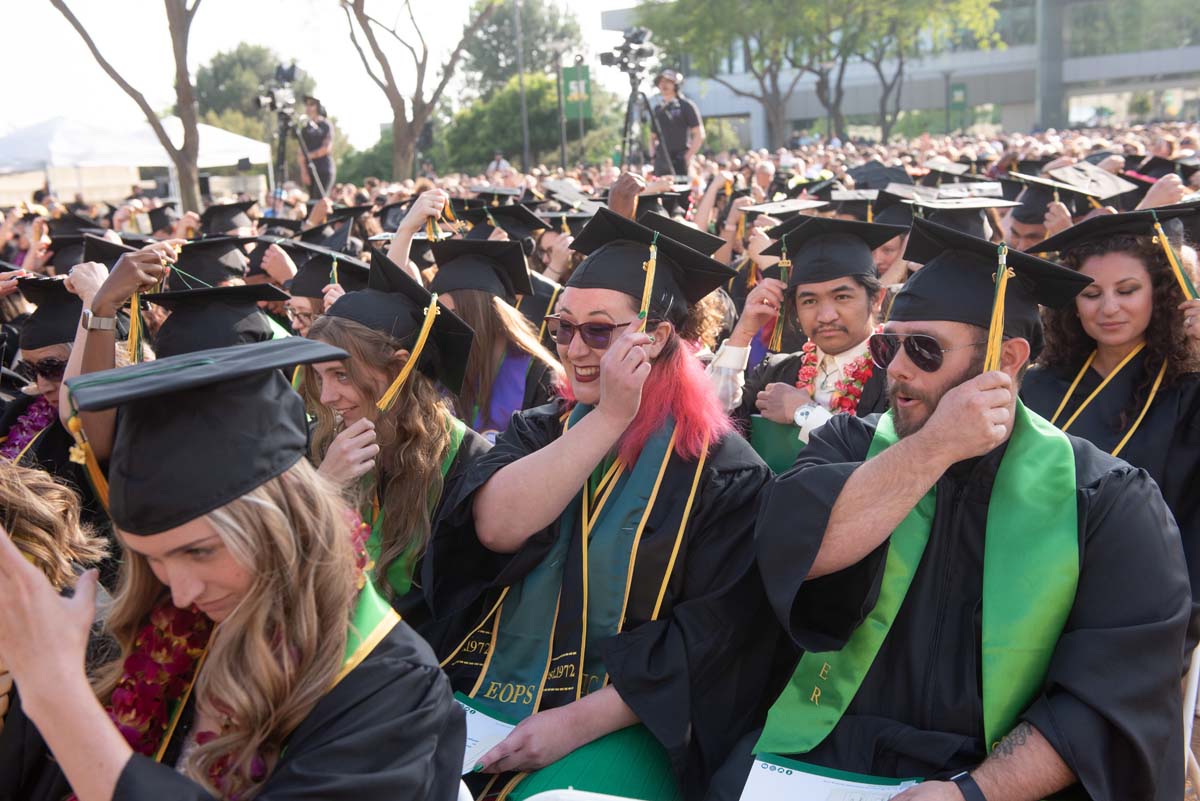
[739,757,920,801]
[456,695,517,775]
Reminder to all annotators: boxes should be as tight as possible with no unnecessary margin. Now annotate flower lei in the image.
[0,395,55,460]
[66,510,374,801]
[795,326,881,415]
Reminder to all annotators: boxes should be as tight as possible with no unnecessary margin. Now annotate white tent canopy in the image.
[0,115,271,172]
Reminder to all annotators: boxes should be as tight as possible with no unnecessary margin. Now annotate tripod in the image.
[619,70,676,176]
[271,111,328,210]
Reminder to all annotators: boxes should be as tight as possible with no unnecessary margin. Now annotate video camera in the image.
[599,27,657,77]
[256,63,299,114]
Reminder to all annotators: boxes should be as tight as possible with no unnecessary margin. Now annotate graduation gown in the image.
[0,620,466,801]
[515,272,562,351]
[424,400,778,798]
[468,352,558,444]
[709,413,1192,801]
[1022,359,1200,596]
[730,351,888,430]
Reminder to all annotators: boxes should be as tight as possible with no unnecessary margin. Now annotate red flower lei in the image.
[795,326,881,415]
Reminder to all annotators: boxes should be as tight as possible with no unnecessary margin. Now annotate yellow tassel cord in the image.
[769,242,792,352]
[291,364,304,391]
[329,257,339,287]
[637,234,660,332]
[736,212,746,242]
[126,294,143,364]
[377,294,439,413]
[424,217,443,243]
[1088,197,1103,210]
[724,180,733,199]
[983,245,1014,373]
[65,414,109,511]
[1152,216,1198,300]
[867,203,874,223]
[560,215,571,235]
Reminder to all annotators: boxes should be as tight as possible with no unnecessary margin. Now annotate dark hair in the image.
[1039,233,1199,427]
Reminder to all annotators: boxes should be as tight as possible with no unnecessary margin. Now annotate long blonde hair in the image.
[448,289,563,423]
[0,459,106,589]
[95,460,355,800]
[304,315,451,595]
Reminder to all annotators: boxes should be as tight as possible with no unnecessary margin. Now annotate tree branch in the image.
[425,1,500,112]
[340,2,389,94]
[348,0,405,107]
[707,73,766,103]
[404,0,428,64]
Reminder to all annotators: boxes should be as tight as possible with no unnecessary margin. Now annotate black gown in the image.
[707,412,1192,801]
[424,400,779,799]
[515,272,562,351]
[1022,358,1200,596]
[0,620,466,801]
[730,351,888,431]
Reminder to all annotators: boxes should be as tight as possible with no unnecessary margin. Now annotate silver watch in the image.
[793,402,818,428]
[81,309,118,331]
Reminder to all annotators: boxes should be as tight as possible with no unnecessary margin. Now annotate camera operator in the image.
[650,69,704,178]
[299,95,335,200]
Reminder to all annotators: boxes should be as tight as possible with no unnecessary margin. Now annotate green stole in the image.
[365,414,467,598]
[266,315,292,340]
[749,415,804,473]
[468,403,677,719]
[755,401,1079,757]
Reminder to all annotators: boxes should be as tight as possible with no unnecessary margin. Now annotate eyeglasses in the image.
[544,316,645,350]
[286,308,318,326]
[16,357,68,381]
[868,332,986,373]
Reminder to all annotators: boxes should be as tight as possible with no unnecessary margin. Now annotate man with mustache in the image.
[707,218,1192,801]
[707,218,908,458]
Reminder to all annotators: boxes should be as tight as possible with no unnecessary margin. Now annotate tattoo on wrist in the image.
[993,721,1032,758]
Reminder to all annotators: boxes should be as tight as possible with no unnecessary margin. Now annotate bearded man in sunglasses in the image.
[706,218,1192,801]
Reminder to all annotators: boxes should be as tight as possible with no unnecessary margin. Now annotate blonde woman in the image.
[0,339,465,801]
[428,239,564,442]
[304,247,489,631]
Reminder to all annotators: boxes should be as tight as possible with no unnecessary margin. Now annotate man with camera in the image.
[650,69,704,178]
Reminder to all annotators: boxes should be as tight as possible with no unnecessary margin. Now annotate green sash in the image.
[469,404,676,720]
[755,401,1079,756]
[749,415,805,473]
[506,725,680,801]
[266,315,292,340]
[334,579,402,688]
[366,414,466,598]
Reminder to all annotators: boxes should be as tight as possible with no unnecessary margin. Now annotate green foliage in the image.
[195,43,316,118]
[462,0,583,98]
[1065,0,1200,57]
[703,118,744,152]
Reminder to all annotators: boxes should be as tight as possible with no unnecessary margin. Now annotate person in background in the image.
[650,70,704,178]
[300,96,336,200]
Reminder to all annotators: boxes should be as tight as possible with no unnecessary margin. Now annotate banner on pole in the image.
[564,65,592,121]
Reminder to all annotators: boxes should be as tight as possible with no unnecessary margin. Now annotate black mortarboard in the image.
[1132,156,1200,183]
[317,219,361,257]
[1016,156,1055,176]
[848,160,912,190]
[830,189,879,222]
[894,218,1092,359]
[542,180,606,214]
[637,190,691,218]
[1007,173,1099,224]
[428,239,532,305]
[905,196,1020,239]
[328,204,374,223]
[921,158,971,186]
[873,187,919,227]
[1028,207,1199,255]
[472,185,523,206]
[536,210,595,237]
[65,338,347,535]
[199,200,256,235]
[147,202,180,234]
[166,236,254,290]
[118,233,158,248]
[324,246,475,395]
[936,182,1006,199]
[47,211,103,237]
[762,216,909,284]
[450,196,488,217]
[257,216,303,237]
[1045,162,1138,203]
[375,201,412,233]
[567,207,735,324]
[740,198,829,223]
[638,211,725,256]
[17,276,82,349]
[149,284,288,358]
[288,242,370,300]
[82,233,136,268]
[463,203,547,242]
[47,234,87,272]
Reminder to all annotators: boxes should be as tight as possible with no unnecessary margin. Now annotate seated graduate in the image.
[429,208,775,800]
[0,458,109,801]
[276,234,371,337]
[709,218,1193,801]
[706,217,902,468]
[302,246,490,628]
[0,339,466,801]
[1022,208,1200,596]
[426,238,564,443]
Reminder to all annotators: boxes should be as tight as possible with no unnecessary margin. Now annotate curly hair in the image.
[1039,233,1200,427]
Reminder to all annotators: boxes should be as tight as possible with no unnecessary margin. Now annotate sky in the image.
[7,0,635,149]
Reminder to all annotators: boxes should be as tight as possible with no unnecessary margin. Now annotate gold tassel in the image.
[1088,197,1103,210]
[65,415,109,511]
[984,245,1013,372]
[330,257,339,286]
[867,203,874,223]
[126,294,143,364]
[561,215,571,236]
[291,364,304,391]
[769,243,792,352]
[377,294,440,412]
[736,213,746,242]
[638,235,659,332]
[1153,216,1198,300]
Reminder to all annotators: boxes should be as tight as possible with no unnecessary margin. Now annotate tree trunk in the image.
[391,116,415,181]
[175,156,201,212]
[764,97,788,150]
[165,0,201,211]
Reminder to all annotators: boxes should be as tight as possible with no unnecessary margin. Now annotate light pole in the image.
[574,55,586,165]
[514,0,531,172]
[550,39,570,170]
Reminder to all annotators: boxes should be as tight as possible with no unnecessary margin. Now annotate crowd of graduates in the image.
[0,118,1199,801]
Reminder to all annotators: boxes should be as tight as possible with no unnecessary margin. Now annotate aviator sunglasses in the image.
[868,332,986,373]
[544,316,659,350]
[16,357,69,381]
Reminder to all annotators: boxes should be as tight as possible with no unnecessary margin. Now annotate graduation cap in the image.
[1084,151,1122,166]
[167,236,254,291]
[905,196,1020,239]
[199,200,256,235]
[830,189,880,222]
[1045,162,1138,204]
[936,182,1005,199]
[921,158,971,187]
[82,233,135,268]
[427,239,532,305]
[472,185,523,206]
[895,217,1093,361]
[16,276,82,350]
[567,207,735,325]
[149,283,289,358]
[741,198,829,223]
[375,201,412,233]
[324,245,475,397]
[536,210,595,237]
[288,241,370,300]
[64,338,348,535]
[638,211,725,256]
[1131,156,1200,183]
[873,187,920,228]
[47,234,87,273]
[318,219,363,257]
[762,216,909,284]
[1016,156,1055,176]
[1007,172,1102,224]
[47,211,103,237]
[848,160,912,190]
[542,180,606,214]
[117,233,157,248]
[147,202,180,234]
[463,203,547,242]
[449,196,488,218]
[638,190,691,218]
[257,216,303,237]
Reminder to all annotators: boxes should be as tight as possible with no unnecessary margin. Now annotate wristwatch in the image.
[81,309,118,332]
[792,402,817,428]
[949,771,987,801]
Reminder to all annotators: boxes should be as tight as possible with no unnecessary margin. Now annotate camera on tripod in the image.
[256,63,299,114]
[599,27,657,76]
